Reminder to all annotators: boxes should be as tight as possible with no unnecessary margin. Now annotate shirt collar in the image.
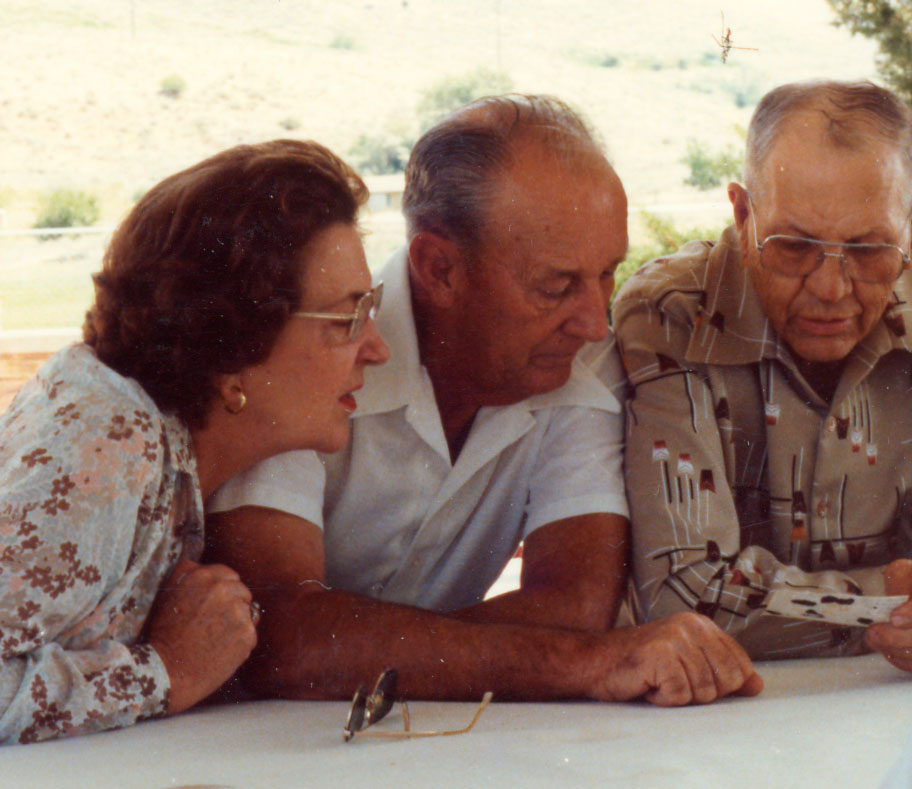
[354,247,428,417]
[354,246,621,418]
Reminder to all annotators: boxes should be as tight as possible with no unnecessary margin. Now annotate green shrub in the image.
[571,49,622,68]
[630,55,668,70]
[160,74,186,98]
[721,79,764,108]
[417,68,513,129]
[701,50,720,66]
[329,32,356,50]
[594,53,620,68]
[34,188,101,238]
[681,140,742,190]
[348,132,412,175]
[279,116,301,131]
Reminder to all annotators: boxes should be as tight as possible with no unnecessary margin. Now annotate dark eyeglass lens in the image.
[846,247,903,281]
[344,687,368,738]
[762,238,817,272]
[365,669,398,724]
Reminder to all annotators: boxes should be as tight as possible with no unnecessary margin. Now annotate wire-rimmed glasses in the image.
[342,668,493,743]
[747,194,908,285]
[294,282,383,342]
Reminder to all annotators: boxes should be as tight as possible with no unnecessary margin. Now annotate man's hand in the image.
[596,612,763,706]
[865,558,912,672]
[145,560,258,714]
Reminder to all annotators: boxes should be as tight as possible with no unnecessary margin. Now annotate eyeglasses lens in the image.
[343,687,368,741]
[761,237,903,284]
[365,668,397,725]
[348,284,383,342]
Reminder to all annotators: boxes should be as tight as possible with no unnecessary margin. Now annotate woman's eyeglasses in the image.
[342,668,492,743]
[294,282,383,343]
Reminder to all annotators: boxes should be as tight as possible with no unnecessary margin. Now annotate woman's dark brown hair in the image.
[84,139,367,428]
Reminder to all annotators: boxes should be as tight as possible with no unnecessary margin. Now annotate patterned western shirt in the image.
[0,344,203,743]
[614,226,912,659]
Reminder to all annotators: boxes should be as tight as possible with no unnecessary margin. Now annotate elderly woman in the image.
[0,140,389,744]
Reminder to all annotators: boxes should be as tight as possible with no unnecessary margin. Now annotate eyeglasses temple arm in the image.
[348,692,493,740]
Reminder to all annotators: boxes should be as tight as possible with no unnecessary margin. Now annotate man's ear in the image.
[407,232,468,309]
[728,182,750,229]
[727,182,752,261]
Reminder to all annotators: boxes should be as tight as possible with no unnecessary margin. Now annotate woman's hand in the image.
[145,559,258,714]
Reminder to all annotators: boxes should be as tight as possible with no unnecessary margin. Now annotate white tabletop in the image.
[6,653,912,788]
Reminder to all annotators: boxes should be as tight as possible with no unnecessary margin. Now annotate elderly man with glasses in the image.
[204,94,763,708]
[614,79,912,670]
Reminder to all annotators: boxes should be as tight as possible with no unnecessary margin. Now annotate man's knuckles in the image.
[647,678,689,706]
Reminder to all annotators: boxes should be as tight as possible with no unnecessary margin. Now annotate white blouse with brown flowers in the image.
[0,344,203,744]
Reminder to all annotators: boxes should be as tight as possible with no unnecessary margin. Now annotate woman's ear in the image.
[407,232,469,309]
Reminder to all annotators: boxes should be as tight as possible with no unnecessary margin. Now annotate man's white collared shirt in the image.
[209,249,628,611]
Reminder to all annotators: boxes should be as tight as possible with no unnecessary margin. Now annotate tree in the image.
[828,1,912,104]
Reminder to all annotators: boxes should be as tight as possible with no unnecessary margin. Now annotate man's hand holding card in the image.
[864,559,912,672]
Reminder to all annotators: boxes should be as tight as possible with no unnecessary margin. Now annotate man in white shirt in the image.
[207,95,762,706]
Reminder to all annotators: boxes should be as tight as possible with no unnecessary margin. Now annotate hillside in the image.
[0,0,883,342]
[2,0,880,224]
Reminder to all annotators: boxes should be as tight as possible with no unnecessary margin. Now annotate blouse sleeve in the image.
[0,358,179,744]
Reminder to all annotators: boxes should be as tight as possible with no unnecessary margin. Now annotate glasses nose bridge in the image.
[812,242,851,278]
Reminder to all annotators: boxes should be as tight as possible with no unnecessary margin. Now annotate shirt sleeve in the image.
[615,283,870,658]
[0,373,173,744]
[206,450,327,527]
[524,342,629,534]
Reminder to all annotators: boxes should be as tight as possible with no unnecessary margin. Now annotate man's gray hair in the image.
[745,80,912,191]
[402,94,609,253]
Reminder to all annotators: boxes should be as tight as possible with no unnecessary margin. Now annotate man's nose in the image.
[803,252,854,302]
[359,318,391,365]
[564,281,610,342]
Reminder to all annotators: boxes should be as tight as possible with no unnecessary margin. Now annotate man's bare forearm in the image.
[245,585,763,707]
[246,587,601,701]
[207,508,759,706]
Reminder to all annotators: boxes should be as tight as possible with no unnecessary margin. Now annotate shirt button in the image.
[825,416,837,432]
[816,500,829,517]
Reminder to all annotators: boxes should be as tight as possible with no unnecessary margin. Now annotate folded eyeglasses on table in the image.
[342,668,493,742]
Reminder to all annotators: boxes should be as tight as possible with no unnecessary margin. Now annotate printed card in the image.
[765,588,909,627]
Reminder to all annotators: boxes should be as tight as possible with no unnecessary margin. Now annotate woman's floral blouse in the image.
[0,344,204,744]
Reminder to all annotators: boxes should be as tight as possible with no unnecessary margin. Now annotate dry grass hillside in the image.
[2,0,880,223]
